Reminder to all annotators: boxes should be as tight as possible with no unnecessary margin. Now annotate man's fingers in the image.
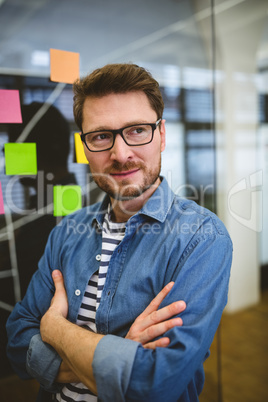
[138,300,186,332]
[52,270,65,291]
[139,317,183,345]
[50,270,68,318]
[126,282,186,347]
[143,337,170,349]
[126,301,185,345]
[139,282,175,318]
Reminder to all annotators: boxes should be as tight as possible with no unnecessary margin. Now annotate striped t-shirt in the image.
[56,212,126,402]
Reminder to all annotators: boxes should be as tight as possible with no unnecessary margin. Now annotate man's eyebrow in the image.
[86,120,153,132]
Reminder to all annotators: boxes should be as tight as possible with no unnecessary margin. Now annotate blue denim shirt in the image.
[6,178,232,402]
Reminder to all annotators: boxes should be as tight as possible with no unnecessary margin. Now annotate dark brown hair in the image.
[73,63,164,131]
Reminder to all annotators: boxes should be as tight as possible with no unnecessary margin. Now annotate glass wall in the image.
[0,0,216,381]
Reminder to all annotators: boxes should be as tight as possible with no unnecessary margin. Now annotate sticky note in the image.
[0,182,4,215]
[74,133,88,164]
[4,143,37,175]
[0,89,22,123]
[53,185,82,216]
[50,49,80,84]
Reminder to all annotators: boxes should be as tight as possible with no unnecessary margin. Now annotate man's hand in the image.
[40,270,102,391]
[40,270,69,344]
[40,270,80,384]
[126,282,186,349]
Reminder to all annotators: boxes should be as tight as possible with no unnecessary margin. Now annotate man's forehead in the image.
[82,92,156,128]
[83,91,148,104]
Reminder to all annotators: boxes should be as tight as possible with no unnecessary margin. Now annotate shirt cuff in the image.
[92,335,139,402]
[26,334,63,393]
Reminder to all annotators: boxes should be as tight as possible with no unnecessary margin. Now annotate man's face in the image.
[81,91,166,201]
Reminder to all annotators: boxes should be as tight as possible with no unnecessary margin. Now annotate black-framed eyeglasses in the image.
[80,118,162,152]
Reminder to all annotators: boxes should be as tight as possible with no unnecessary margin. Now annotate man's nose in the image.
[110,133,133,163]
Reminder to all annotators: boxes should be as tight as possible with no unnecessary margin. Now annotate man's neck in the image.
[109,177,161,223]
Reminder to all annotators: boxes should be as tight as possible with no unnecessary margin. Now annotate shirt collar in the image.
[138,177,175,223]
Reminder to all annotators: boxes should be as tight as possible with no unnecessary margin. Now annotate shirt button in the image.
[75,289,81,296]
[96,254,101,261]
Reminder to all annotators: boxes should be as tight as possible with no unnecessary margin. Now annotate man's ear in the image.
[160,119,166,152]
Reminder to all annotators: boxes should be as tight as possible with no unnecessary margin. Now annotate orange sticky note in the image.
[0,89,22,123]
[50,49,80,84]
[74,133,88,164]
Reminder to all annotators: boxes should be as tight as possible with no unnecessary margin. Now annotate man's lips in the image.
[109,168,140,178]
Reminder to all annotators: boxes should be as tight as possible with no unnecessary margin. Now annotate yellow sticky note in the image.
[74,133,88,164]
[50,48,80,84]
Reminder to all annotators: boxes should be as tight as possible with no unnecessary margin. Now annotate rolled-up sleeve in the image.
[93,335,139,401]
[26,334,62,392]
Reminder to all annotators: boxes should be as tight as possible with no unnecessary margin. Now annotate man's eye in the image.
[92,133,112,141]
[127,126,146,135]
[134,128,144,134]
[99,133,109,140]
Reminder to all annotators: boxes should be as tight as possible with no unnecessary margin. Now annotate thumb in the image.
[52,270,65,291]
[49,270,68,318]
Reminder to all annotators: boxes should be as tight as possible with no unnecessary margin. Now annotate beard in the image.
[91,157,161,201]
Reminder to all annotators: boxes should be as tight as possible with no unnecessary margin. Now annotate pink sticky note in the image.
[0,89,22,123]
[0,182,4,215]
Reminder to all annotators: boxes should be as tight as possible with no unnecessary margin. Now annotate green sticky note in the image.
[5,143,37,175]
[53,185,82,216]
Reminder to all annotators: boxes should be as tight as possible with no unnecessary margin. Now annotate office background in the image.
[0,0,267,401]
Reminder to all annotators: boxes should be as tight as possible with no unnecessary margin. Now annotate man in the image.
[6,63,232,402]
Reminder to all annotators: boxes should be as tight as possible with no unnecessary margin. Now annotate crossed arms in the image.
[6,215,232,401]
[41,270,186,394]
